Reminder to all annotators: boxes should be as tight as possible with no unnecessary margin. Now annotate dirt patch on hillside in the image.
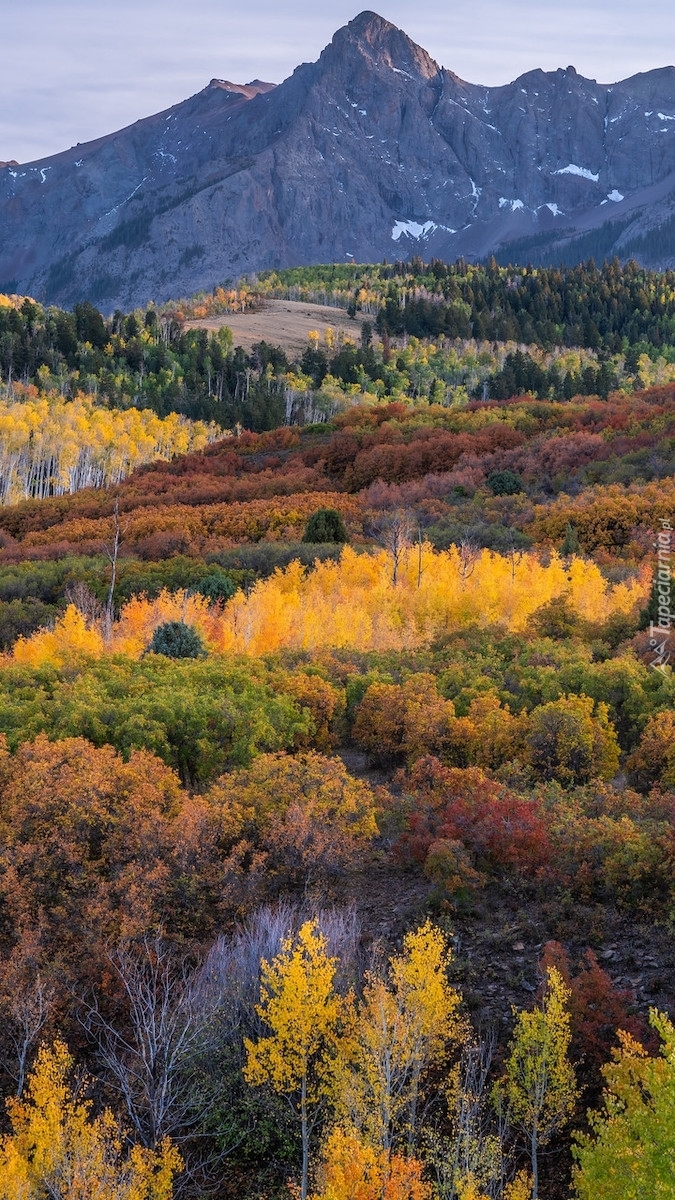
[184,299,362,358]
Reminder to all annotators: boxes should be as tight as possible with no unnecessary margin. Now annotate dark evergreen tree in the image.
[561,523,581,556]
[148,621,206,658]
[487,469,524,496]
[194,573,237,605]
[302,509,348,544]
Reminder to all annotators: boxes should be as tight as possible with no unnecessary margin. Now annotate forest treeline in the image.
[6,259,675,431]
[259,258,675,351]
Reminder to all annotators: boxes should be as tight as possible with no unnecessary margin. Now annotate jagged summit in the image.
[345,10,393,35]
[328,10,440,80]
[3,15,675,308]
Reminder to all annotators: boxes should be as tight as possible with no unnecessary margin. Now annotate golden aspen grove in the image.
[0,389,222,504]
[0,263,673,1200]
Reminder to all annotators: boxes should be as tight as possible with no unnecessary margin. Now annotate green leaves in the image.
[572,1011,675,1200]
[0,657,309,785]
[503,967,578,1197]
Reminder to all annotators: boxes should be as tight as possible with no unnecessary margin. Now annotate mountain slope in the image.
[3,10,675,308]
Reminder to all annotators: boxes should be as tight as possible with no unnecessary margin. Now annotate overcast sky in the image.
[3,0,675,164]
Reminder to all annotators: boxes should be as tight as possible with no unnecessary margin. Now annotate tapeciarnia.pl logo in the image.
[649,519,673,675]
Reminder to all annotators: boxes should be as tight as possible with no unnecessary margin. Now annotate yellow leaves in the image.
[244,920,343,1100]
[125,1142,182,1200]
[6,546,646,667]
[391,921,464,1051]
[312,1127,431,1200]
[210,545,646,656]
[313,1126,382,1200]
[0,1040,182,1200]
[456,1175,492,1200]
[504,1172,534,1200]
[0,393,222,505]
[13,605,104,667]
[111,589,214,659]
[504,967,578,1147]
[572,1010,675,1200]
[336,922,465,1150]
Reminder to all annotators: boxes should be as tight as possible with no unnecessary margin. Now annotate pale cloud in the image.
[2,0,675,163]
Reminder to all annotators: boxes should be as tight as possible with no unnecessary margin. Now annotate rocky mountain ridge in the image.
[2,10,675,308]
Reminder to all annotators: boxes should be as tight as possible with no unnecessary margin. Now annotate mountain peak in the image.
[4,13,675,307]
[329,10,438,80]
[346,10,397,37]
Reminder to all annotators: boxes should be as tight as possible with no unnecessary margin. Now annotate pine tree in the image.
[561,523,581,557]
[148,621,205,659]
[302,508,348,544]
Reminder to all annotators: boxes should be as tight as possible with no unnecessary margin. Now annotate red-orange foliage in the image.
[351,675,457,765]
[0,735,220,975]
[539,941,650,1074]
[530,479,675,550]
[327,422,526,490]
[0,390,673,568]
[205,750,378,883]
[13,493,362,557]
[277,671,346,752]
[397,757,551,878]
[626,710,675,791]
[0,735,380,1004]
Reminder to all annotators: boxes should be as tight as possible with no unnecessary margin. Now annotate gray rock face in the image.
[3,10,675,309]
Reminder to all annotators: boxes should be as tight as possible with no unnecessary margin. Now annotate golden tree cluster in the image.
[0,392,223,505]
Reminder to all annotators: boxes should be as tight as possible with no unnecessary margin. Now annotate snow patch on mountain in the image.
[554,164,600,182]
[391,220,455,241]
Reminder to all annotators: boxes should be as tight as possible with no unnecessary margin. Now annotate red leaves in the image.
[397,756,551,878]
[539,941,651,1073]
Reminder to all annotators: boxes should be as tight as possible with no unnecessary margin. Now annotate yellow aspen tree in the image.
[338,921,465,1153]
[455,1175,491,1200]
[503,967,578,1200]
[457,1174,535,1200]
[312,1125,431,1200]
[12,605,104,668]
[244,920,344,1200]
[0,394,220,504]
[572,1010,675,1200]
[504,1172,534,1200]
[0,1039,181,1200]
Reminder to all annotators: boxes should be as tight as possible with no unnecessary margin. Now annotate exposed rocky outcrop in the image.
[2,10,675,309]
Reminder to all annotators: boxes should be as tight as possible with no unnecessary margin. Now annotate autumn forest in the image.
[0,261,673,1200]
